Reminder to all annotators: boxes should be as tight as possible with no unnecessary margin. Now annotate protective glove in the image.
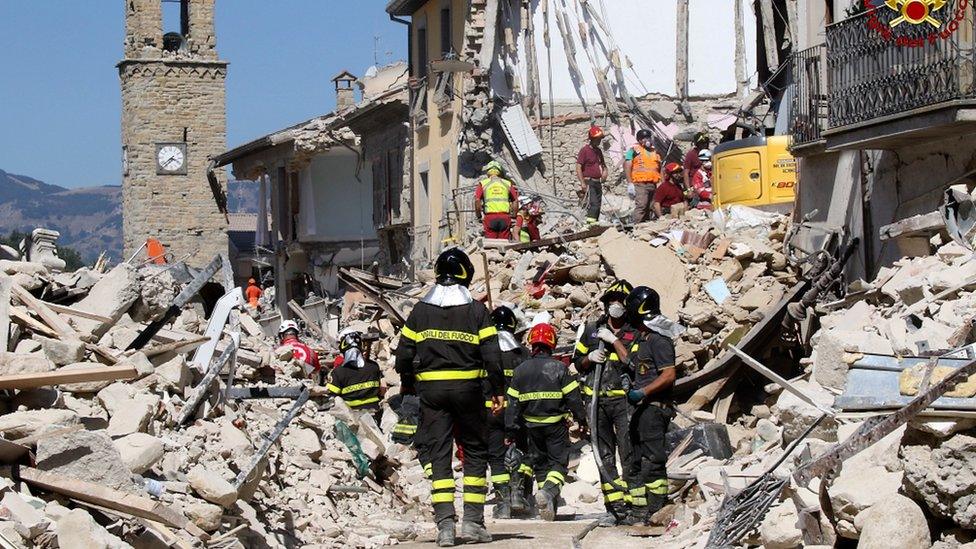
[597,327,618,344]
[627,183,636,199]
[627,389,644,404]
[587,349,607,364]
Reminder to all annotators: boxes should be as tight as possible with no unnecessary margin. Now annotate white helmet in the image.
[279,320,300,336]
[698,149,712,162]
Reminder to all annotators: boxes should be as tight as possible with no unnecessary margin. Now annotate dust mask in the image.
[343,348,365,369]
[608,303,626,319]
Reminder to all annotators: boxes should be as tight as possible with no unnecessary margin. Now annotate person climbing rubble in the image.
[621,286,679,526]
[626,129,663,224]
[506,322,588,521]
[394,247,503,547]
[326,329,385,424]
[278,320,321,376]
[653,162,690,218]
[474,160,519,240]
[577,126,608,225]
[513,195,544,244]
[573,279,640,525]
[483,305,528,519]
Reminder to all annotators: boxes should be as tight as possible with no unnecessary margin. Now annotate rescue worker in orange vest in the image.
[245,278,263,310]
[474,160,519,240]
[624,129,663,224]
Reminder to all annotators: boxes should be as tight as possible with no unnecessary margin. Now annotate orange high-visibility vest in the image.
[630,146,662,184]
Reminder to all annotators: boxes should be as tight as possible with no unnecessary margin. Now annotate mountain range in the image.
[0,169,258,264]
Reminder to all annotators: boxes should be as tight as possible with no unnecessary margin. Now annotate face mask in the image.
[642,140,654,149]
[343,348,365,368]
[608,303,626,319]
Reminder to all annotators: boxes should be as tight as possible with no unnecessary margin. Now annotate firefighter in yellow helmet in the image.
[474,160,519,240]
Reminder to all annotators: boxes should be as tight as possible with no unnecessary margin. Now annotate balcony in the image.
[790,1,976,153]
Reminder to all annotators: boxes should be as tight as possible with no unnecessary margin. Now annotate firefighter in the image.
[506,323,588,522]
[622,286,678,525]
[395,248,503,547]
[483,306,528,519]
[572,279,639,524]
[474,160,519,239]
[325,330,384,424]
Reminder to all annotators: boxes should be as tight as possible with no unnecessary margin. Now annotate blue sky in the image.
[0,1,407,189]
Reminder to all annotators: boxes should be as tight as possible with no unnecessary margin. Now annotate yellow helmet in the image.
[484,160,503,176]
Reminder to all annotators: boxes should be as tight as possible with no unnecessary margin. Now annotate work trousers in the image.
[632,183,656,224]
[591,396,637,512]
[420,381,490,524]
[482,213,512,239]
[627,403,671,515]
[585,179,603,223]
[526,422,570,499]
[486,409,510,490]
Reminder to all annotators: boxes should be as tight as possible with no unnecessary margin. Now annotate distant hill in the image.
[0,169,259,264]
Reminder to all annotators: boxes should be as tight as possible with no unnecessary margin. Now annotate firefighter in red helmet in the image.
[506,323,587,521]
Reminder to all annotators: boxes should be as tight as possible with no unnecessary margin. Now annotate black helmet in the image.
[434,247,475,287]
[490,306,517,332]
[601,279,634,304]
[338,330,362,353]
[625,286,661,323]
[636,129,653,141]
[693,131,710,146]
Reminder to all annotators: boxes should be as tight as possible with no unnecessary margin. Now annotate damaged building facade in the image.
[789,0,976,278]
[211,65,411,314]
[386,0,783,261]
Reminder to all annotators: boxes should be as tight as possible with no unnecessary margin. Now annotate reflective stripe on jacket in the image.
[481,177,513,214]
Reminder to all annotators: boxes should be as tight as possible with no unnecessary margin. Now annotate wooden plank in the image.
[141,335,211,359]
[338,271,406,327]
[675,0,689,98]
[759,0,779,70]
[730,345,834,416]
[8,307,57,338]
[0,364,139,390]
[44,302,112,324]
[287,300,325,338]
[506,225,608,252]
[879,211,945,241]
[17,467,208,540]
[10,285,77,338]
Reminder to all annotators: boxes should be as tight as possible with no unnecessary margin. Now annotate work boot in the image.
[460,521,492,543]
[492,486,512,519]
[435,518,455,547]
[535,489,556,521]
[619,507,649,527]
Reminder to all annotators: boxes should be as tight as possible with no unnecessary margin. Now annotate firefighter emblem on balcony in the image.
[884,0,946,28]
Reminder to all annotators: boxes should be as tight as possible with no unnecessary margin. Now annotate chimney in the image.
[332,70,359,110]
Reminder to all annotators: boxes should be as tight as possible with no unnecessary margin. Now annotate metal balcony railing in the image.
[826,1,976,129]
[790,44,828,146]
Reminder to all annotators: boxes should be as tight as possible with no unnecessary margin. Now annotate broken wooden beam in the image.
[0,364,140,391]
[177,337,238,425]
[505,225,609,252]
[729,345,835,416]
[338,270,406,327]
[10,284,77,339]
[234,387,310,489]
[43,302,113,325]
[16,467,208,540]
[287,300,325,339]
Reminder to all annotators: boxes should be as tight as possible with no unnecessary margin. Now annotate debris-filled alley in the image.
[5,0,976,548]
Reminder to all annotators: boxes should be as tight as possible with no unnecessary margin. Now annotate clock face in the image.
[157,145,185,173]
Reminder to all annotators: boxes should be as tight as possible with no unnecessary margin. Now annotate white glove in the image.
[597,328,618,344]
[588,349,607,364]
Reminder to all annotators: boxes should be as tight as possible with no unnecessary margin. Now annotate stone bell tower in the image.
[118,0,228,265]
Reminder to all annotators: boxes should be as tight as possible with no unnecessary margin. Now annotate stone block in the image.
[855,494,930,549]
[0,409,79,439]
[811,328,894,391]
[36,430,136,492]
[0,352,55,376]
[184,501,223,533]
[187,466,238,508]
[56,508,131,549]
[113,433,164,474]
[71,263,141,337]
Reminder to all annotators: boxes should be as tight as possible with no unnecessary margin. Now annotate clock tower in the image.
[119,0,228,265]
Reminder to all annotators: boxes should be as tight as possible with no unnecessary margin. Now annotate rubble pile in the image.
[0,258,433,548]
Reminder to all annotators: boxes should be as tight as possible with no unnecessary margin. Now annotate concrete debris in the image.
[855,494,931,549]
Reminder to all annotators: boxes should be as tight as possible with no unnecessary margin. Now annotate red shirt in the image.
[281,336,321,372]
[683,147,703,174]
[653,180,687,209]
[576,144,606,180]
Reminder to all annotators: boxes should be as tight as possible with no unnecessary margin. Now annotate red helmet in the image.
[588,126,605,139]
[665,162,683,175]
[528,323,557,350]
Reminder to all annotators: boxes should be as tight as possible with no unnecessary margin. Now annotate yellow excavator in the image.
[711,135,796,212]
